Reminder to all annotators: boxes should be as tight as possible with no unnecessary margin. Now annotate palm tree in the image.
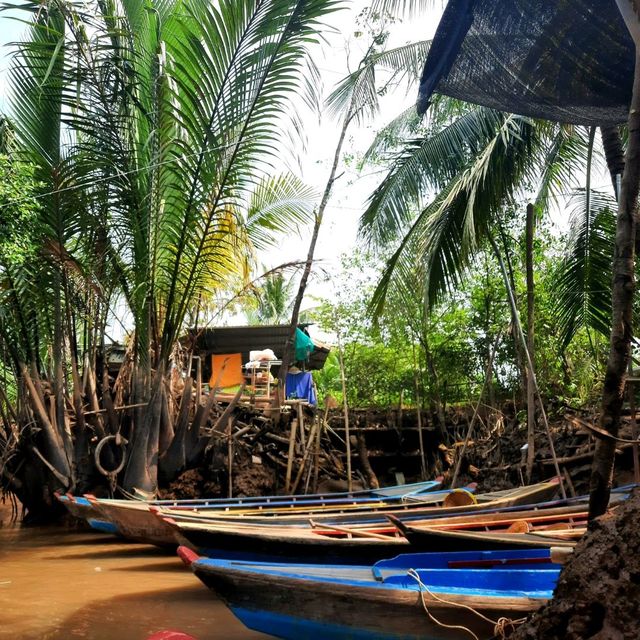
[0,0,341,514]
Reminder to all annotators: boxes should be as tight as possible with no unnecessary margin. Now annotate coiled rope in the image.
[406,569,527,640]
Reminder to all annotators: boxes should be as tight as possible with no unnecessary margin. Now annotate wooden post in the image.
[227,416,233,498]
[297,401,306,448]
[291,415,319,494]
[337,329,352,492]
[313,402,330,493]
[284,414,298,494]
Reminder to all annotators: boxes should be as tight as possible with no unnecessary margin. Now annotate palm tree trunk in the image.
[498,224,528,403]
[525,203,536,482]
[589,44,640,519]
[600,125,625,198]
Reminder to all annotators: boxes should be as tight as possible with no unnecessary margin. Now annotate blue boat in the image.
[180,548,560,640]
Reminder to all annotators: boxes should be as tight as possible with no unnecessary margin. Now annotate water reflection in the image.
[0,525,267,639]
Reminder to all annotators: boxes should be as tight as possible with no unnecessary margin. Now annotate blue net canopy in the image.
[418,0,634,126]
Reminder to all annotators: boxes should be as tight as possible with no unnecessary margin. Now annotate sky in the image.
[263,1,443,308]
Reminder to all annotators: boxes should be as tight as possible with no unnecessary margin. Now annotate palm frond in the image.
[553,189,615,348]
[245,173,318,251]
[367,112,540,316]
[326,40,430,124]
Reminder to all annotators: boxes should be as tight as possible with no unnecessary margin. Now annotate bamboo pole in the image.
[312,403,330,493]
[284,414,298,494]
[412,343,427,480]
[227,416,234,498]
[290,414,320,494]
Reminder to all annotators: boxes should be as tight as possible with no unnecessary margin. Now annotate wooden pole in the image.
[284,413,298,494]
[312,403,330,493]
[297,402,306,448]
[291,414,319,494]
[337,329,352,492]
[227,416,233,498]
[412,343,427,480]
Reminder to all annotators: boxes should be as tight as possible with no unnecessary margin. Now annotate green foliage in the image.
[313,226,607,410]
[0,155,40,265]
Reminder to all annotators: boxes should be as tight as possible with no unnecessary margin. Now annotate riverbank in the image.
[0,525,266,640]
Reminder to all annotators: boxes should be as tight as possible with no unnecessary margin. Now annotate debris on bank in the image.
[160,400,637,500]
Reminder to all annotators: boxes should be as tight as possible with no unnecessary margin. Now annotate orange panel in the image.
[210,353,244,388]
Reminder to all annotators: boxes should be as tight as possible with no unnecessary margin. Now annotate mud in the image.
[511,488,640,640]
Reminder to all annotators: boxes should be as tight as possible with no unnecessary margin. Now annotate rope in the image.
[406,569,527,640]
[94,434,128,497]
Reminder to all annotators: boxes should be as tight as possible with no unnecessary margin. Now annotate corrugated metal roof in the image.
[185,324,330,373]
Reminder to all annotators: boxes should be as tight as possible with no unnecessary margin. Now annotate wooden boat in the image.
[178,547,560,640]
[87,478,559,548]
[160,488,603,562]
[56,477,443,534]
[388,515,582,551]
[62,477,444,518]
[85,484,476,547]
[157,477,562,528]
[159,497,587,563]
[86,488,458,546]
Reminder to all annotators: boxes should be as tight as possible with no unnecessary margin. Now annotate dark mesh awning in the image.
[418,0,634,126]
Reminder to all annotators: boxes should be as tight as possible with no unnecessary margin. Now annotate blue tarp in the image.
[418,0,634,126]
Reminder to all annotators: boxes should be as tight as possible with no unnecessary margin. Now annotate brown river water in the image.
[0,523,268,640]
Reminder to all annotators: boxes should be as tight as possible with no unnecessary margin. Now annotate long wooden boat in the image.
[388,515,582,552]
[60,477,444,520]
[179,547,560,640]
[157,478,562,528]
[161,500,589,564]
[85,484,476,547]
[56,477,444,535]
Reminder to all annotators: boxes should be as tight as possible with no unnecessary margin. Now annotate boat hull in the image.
[173,523,408,564]
[192,560,552,640]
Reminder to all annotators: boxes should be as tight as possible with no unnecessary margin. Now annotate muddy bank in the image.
[157,402,637,500]
[511,488,640,640]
